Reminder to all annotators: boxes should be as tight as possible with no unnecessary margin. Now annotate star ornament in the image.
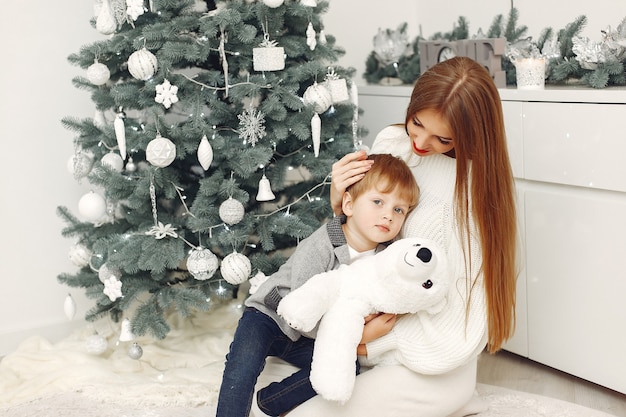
[145,222,179,239]
[155,79,179,109]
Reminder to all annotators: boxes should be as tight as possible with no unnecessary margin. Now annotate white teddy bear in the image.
[277,237,450,403]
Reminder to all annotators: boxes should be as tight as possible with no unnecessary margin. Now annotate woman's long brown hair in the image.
[405,57,518,353]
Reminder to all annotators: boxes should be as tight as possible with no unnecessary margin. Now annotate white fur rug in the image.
[0,299,618,417]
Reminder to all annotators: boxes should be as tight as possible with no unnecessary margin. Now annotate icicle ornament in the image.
[311,112,321,157]
[114,111,127,160]
[64,294,76,320]
[306,22,317,51]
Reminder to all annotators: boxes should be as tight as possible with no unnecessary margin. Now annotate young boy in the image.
[215,153,419,417]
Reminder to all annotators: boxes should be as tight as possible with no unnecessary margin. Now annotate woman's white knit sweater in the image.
[365,125,487,375]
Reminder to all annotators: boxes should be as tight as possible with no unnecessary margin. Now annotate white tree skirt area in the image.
[0,299,618,417]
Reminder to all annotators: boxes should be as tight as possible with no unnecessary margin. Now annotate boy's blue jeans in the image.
[215,307,318,417]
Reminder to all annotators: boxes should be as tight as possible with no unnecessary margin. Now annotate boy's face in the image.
[342,186,411,250]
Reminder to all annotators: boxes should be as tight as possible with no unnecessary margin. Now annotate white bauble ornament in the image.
[99,262,122,283]
[96,0,117,35]
[64,294,76,320]
[127,47,158,80]
[119,318,134,341]
[263,0,284,7]
[69,243,93,267]
[67,151,94,179]
[197,135,213,170]
[187,247,219,281]
[101,152,124,172]
[125,157,137,172]
[85,334,108,355]
[311,112,321,157]
[219,197,245,225]
[303,82,332,114]
[87,60,111,85]
[146,135,176,168]
[301,0,317,6]
[221,252,252,285]
[78,191,107,223]
[128,342,143,360]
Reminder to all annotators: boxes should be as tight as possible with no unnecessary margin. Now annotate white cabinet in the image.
[358,84,626,394]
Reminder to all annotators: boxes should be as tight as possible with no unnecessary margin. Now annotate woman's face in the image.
[406,108,454,156]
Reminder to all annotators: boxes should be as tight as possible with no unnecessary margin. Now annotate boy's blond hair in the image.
[346,153,419,212]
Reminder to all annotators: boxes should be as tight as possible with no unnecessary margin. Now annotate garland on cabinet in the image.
[364,8,626,89]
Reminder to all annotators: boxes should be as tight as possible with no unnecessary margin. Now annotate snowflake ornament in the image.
[238,108,267,147]
[103,275,123,302]
[145,221,179,239]
[155,79,179,109]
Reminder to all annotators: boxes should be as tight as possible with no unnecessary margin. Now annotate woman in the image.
[286,56,518,416]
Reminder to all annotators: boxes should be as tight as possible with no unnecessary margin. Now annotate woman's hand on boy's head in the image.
[330,150,373,215]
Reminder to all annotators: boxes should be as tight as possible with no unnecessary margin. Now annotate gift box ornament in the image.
[324,68,350,103]
[253,35,285,72]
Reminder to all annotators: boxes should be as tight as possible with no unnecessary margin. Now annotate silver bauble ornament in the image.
[67,151,94,180]
[187,247,219,281]
[220,252,252,285]
[303,82,332,114]
[263,0,284,7]
[146,135,176,168]
[219,197,245,225]
[128,342,143,360]
[69,243,93,268]
[127,47,158,80]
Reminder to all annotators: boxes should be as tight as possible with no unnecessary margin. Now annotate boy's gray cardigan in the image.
[245,215,386,341]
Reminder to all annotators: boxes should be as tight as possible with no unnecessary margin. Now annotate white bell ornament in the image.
[64,294,76,320]
[119,318,134,341]
[256,174,276,201]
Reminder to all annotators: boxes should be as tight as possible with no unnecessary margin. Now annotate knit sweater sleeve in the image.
[364,125,488,374]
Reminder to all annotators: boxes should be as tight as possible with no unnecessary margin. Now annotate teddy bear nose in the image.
[416,247,432,263]
[422,279,433,289]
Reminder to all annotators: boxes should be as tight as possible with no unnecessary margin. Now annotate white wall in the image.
[0,0,624,357]
[324,0,626,84]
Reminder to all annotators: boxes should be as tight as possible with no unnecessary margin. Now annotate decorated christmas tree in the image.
[58,0,359,342]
